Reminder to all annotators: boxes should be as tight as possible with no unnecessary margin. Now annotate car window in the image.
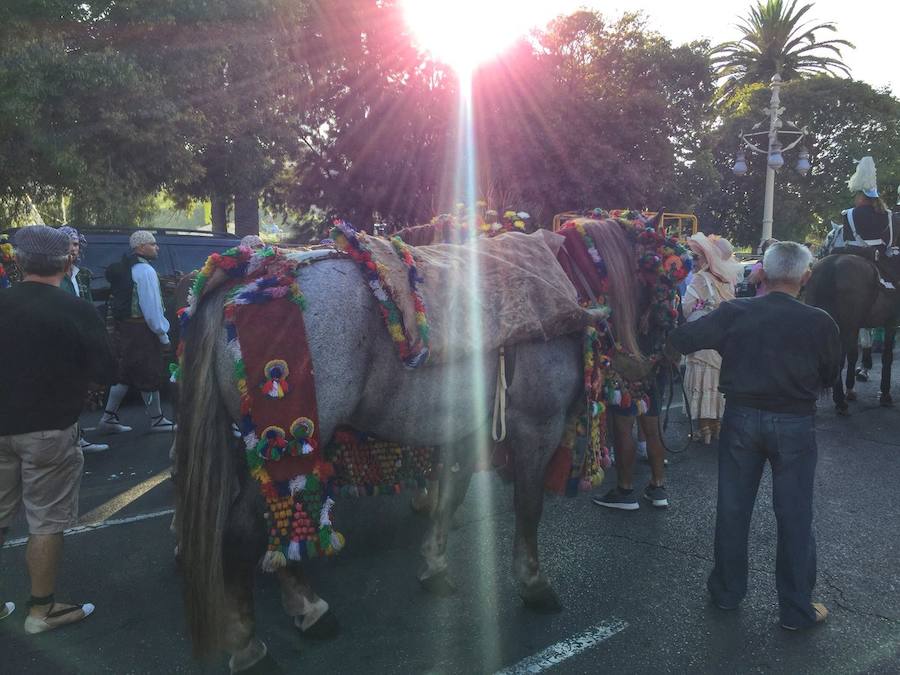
[80,242,128,280]
[166,241,234,275]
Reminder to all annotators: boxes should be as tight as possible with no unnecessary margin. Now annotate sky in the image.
[564,0,897,94]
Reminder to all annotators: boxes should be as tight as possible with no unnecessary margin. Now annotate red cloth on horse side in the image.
[556,228,606,304]
[233,299,322,483]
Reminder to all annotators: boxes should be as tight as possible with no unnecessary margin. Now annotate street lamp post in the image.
[732,73,811,249]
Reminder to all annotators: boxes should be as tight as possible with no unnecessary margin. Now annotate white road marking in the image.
[494,619,629,674]
[2,508,175,549]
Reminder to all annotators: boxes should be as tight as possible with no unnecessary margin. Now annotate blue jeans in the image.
[708,404,818,627]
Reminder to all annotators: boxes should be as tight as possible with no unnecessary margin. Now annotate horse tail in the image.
[174,288,235,657]
[582,218,642,357]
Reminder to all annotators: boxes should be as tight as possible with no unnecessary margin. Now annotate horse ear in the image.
[650,208,665,231]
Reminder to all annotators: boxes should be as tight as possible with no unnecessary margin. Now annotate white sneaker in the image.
[78,437,109,453]
[97,412,132,434]
[149,415,176,433]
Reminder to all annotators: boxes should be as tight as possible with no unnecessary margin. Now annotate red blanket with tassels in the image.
[233,299,326,483]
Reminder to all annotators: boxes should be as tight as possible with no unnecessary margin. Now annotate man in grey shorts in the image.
[0,225,115,633]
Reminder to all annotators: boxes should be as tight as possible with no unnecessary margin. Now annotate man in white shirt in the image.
[98,231,175,434]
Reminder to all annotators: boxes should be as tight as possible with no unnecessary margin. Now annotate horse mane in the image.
[578,218,642,357]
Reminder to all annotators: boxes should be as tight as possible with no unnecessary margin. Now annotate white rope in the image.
[492,347,508,442]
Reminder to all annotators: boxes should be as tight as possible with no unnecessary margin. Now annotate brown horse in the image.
[804,253,898,413]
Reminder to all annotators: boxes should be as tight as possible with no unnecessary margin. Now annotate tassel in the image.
[261,550,278,572]
[271,550,287,570]
[319,497,335,527]
[331,531,345,552]
[263,379,284,398]
[289,475,307,495]
[288,540,301,561]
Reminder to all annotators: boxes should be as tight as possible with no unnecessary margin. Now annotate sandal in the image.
[23,594,95,634]
[0,601,14,621]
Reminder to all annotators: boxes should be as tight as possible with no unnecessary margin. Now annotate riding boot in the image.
[877,248,900,287]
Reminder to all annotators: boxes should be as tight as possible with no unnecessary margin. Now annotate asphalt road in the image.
[2,366,900,675]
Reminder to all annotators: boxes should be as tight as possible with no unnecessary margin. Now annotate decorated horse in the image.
[804,253,898,413]
[174,210,690,672]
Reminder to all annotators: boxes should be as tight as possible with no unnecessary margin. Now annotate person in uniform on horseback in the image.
[840,156,899,284]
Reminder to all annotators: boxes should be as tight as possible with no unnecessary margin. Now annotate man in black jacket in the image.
[668,241,841,631]
[0,226,115,633]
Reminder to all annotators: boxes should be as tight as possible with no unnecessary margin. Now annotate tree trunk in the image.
[233,192,260,237]
[210,194,228,233]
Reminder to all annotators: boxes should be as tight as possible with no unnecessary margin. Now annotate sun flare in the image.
[401,0,568,75]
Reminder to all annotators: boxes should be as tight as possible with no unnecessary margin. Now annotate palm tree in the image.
[712,0,853,97]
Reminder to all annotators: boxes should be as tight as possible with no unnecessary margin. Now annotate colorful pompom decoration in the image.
[289,417,316,456]
[261,359,291,399]
[256,426,288,461]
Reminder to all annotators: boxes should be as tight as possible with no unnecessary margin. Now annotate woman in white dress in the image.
[682,233,742,444]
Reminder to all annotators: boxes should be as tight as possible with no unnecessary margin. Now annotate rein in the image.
[660,360,693,455]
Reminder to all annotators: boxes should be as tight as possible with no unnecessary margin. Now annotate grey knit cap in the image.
[129,230,157,249]
[13,225,71,257]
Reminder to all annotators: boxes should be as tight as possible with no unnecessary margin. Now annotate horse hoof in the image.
[297,609,340,640]
[520,582,563,614]
[835,404,850,416]
[846,390,857,402]
[420,570,456,597]
[880,394,894,407]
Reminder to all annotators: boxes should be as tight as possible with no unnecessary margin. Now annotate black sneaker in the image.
[643,483,669,508]
[592,487,639,511]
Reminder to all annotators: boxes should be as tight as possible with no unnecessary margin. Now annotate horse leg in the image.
[834,339,850,415]
[845,338,859,402]
[509,415,566,613]
[880,326,896,406]
[410,479,440,517]
[418,436,478,595]
[277,563,339,639]
[223,560,273,674]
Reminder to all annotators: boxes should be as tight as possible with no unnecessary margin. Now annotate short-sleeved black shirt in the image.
[0,281,115,435]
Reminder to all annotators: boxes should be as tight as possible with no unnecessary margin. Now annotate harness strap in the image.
[492,347,508,443]
[844,209,884,248]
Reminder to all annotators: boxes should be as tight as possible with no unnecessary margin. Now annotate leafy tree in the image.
[273,8,716,230]
[270,0,457,231]
[0,2,200,227]
[472,12,716,223]
[712,0,853,98]
[98,0,315,235]
[697,77,900,245]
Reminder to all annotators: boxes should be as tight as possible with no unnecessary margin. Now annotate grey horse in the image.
[175,219,644,672]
